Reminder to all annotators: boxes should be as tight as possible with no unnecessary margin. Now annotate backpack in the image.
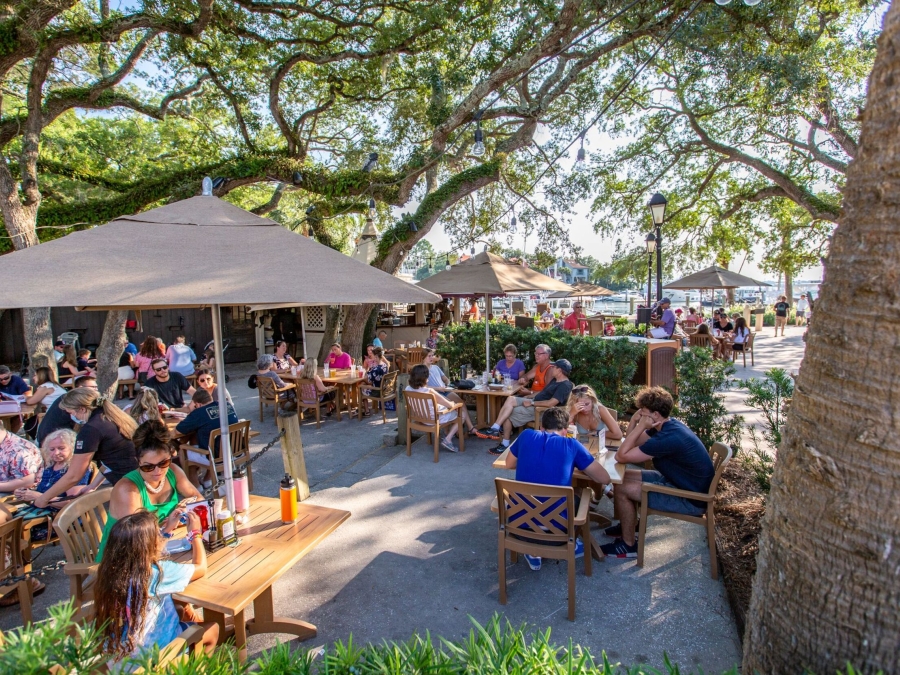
[247,374,258,389]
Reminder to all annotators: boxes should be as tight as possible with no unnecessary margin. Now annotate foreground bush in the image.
[439,323,645,414]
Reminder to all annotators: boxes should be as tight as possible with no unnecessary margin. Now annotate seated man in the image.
[0,365,32,398]
[517,343,553,394]
[477,359,574,455]
[144,358,194,411]
[600,386,714,559]
[502,407,611,571]
[176,389,240,486]
[649,297,676,337]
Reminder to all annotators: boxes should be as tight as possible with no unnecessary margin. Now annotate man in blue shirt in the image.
[601,386,714,559]
[502,408,611,570]
[176,389,239,451]
[649,297,676,337]
[0,365,31,397]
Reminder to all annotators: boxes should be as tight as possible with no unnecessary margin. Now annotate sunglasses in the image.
[153,365,169,372]
[138,458,172,473]
[0,376,10,382]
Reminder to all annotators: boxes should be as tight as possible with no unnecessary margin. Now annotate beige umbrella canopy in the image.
[417,251,573,296]
[417,251,572,370]
[664,265,771,290]
[0,193,439,512]
[547,281,614,299]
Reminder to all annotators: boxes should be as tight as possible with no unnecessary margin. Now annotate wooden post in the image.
[276,411,309,501]
[396,373,410,443]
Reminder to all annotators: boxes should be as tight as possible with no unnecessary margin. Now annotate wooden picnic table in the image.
[172,494,350,660]
[0,403,36,431]
[447,383,521,427]
[492,435,626,561]
[281,369,366,421]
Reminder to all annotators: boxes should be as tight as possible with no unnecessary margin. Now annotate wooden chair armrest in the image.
[157,624,206,664]
[572,487,592,526]
[64,562,98,577]
[640,482,712,502]
[322,385,337,393]
[180,443,212,460]
[275,383,296,392]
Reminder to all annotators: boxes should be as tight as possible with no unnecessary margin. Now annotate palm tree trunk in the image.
[743,3,900,672]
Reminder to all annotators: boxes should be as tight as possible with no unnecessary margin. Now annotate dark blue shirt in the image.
[640,418,714,506]
[0,374,30,396]
[175,402,239,450]
[37,397,76,446]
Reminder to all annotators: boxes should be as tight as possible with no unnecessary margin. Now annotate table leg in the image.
[335,385,343,421]
[246,585,317,643]
[204,608,247,660]
[475,396,487,428]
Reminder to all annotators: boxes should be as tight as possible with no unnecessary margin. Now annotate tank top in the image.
[531,362,552,393]
[96,469,179,561]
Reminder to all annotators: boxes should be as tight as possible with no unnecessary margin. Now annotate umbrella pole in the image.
[211,304,236,514]
[485,294,491,373]
[300,307,308,360]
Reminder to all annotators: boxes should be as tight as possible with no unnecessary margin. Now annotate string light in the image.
[368,198,376,218]
[472,110,486,157]
[574,134,586,172]
[362,152,379,172]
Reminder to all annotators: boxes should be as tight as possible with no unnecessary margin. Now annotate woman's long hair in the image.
[566,384,600,421]
[734,316,749,336]
[128,389,161,425]
[33,366,58,387]
[139,336,164,358]
[132,419,173,461]
[301,358,317,379]
[62,345,79,369]
[94,511,161,658]
[60,388,138,439]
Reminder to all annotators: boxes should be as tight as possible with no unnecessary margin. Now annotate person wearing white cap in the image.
[649,298,676,337]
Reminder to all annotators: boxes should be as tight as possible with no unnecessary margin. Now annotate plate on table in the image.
[164,411,187,419]
[488,384,505,391]
[164,538,191,554]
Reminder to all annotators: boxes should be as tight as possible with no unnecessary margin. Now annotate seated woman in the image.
[297,358,336,416]
[96,420,203,560]
[257,354,297,408]
[199,347,216,374]
[731,317,751,353]
[404,364,461,453]
[422,350,475,435]
[166,335,197,378]
[127,388,164,425]
[565,385,623,445]
[57,344,88,385]
[118,347,137,399]
[13,429,103,539]
[272,340,301,372]
[195,367,232,404]
[23,366,67,436]
[694,323,723,358]
[95,511,218,663]
[494,344,525,382]
[361,347,390,417]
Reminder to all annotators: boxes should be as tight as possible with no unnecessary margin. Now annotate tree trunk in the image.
[341,303,376,362]
[784,269,794,307]
[743,4,900,672]
[95,310,128,399]
[317,306,341,364]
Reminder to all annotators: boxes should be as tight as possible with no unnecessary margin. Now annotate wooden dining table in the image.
[447,383,521,428]
[172,495,350,660]
[0,403,36,431]
[492,435,626,561]
[281,369,366,421]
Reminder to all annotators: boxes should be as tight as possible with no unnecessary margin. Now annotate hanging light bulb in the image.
[743,0,761,5]
[472,127,486,156]
[201,177,213,196]
[510,215,517,231]
[574,147,586,172]
[714,0,731,4]
[445,255,451,271]
[368,198,376,218]
[470,245,475,255]
[483,244,488,252]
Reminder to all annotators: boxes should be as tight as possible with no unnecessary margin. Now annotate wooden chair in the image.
[529,405,568,429]
[495,478,592,621]
[406,348,427,369]
[358,370,398,423]
[404,390,464,463]
[0,517,33,625]
[293,378,337,428]
[116,378,137,399]
[637,442,733,580]
[731,332,755,366]
[688,332,723,359]
[53,487,113,606]
[256,375,296,422]
[179,420,253,489]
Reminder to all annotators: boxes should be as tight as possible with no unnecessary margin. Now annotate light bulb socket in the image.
[408,221,418,233]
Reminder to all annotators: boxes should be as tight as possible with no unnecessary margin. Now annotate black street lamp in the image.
[647,193,667,301]
[645,232,657,306]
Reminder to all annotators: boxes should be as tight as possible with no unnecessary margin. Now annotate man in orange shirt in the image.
[563,302,588,335]
[517,344,553,393]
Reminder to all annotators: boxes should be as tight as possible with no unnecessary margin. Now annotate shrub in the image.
[438,323,645,414]
[742,368,793,450]
[673,347,743,450]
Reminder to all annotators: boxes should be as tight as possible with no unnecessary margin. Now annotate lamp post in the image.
[647,193,667,301]
[645,232,657,307]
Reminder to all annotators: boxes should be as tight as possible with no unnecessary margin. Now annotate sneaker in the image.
[604,522,639,538]
[475,427,501,440]
[488,442,507,456]
[600,539,639,558]
[524,554,542,571]
[574,538,584,558]
[440,437,458,453]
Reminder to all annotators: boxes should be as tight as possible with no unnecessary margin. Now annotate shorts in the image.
[510,403,536,427]
[796,310,806,318]
[186,449,211,466]
[641,470,706,516]
[732,343,744,351]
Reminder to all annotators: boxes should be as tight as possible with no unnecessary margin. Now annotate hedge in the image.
[437,322,646,414]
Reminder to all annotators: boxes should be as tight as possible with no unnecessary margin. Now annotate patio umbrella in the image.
[417,251,572,370]
[0,191,439,512]
[547,281,614,299]
[664,265,771,314]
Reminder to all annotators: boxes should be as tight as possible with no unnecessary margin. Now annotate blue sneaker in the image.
[574,538,584,558]
[524,554,541,571]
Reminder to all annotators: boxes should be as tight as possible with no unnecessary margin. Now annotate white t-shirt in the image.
[733,327,750,344]
[797,298,809,311]
[427,365,446,389]
[38,382,67,407]
[405,385,457,424]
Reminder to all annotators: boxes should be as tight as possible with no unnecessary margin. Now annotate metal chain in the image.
[246,428,285,467]
[0,559,67,587]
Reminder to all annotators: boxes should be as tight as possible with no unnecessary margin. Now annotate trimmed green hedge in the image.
[437,323,646,414]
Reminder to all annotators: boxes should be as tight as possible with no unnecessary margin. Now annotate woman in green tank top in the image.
[97,420,203,560]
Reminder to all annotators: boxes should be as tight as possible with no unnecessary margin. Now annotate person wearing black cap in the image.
[649,297,676,337]
[476,359,574,455]
[53,340,66,363]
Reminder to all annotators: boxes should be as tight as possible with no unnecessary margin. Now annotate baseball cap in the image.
[54,340,65,347]
[551,359,572,374]
[674,308,683,314]
[660,297,671,304]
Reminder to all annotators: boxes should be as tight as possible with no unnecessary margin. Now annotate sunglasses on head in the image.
[153,365,169,372]
[138,458,171,473]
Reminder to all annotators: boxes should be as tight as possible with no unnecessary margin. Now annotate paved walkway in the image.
[3,329,807,670]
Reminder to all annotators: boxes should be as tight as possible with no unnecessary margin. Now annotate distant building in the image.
[548,258,590,285]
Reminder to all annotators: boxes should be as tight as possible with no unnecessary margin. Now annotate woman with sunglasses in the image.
[565,385,623,441]
[195,367,232,404]
[96,420,202,561]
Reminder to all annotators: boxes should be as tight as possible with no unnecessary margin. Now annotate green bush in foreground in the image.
[0,601,876,674]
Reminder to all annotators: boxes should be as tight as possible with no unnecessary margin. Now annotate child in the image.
[94,510,219,662]
[77,348,97,371]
